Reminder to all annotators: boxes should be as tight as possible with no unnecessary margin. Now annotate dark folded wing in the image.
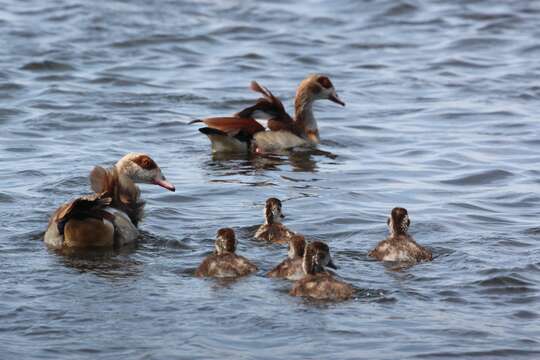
[53,194,112,234]
[196,116,265,136]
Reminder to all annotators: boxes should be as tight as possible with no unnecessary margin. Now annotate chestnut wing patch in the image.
[199,117,265,136]
[54,194,112,235]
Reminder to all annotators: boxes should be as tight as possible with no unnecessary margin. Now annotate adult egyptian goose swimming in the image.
[44,153,175,250]
[254,197,296,244]
[190,74,345,153]
[267,234,306,280]
[290,241,354,301]
[368,207,433,264]
[196,228,258,278]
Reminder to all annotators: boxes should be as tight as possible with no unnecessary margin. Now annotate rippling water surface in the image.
[1,0,540,358]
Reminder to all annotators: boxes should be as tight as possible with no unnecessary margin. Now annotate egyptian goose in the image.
[44,153,175,250]
[190,74,344,153]
[267,234,306,280]
[290,241,354,301]
[254,197,296,244]
[368,207,433,263]
[196,228,258,278]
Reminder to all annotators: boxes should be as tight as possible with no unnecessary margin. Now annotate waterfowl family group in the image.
[193,198,431,301]
[43,74,433,302]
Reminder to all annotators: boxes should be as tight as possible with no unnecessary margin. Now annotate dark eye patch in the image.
[133,155,158,170]
[317,76,332,89]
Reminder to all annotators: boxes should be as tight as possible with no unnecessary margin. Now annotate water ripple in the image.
[442,169,514,186]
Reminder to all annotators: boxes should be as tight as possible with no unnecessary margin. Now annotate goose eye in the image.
[317,76,332,89]
[133,155,157,170]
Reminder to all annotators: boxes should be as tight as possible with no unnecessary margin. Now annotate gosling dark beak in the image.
[328,93,345,106]
[280,214,285,219]
[327,258,338,270]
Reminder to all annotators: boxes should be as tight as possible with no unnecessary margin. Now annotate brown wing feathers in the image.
[190,80,294,138]
[242,81,296,133]
[249,81,289,118]
[54,194,112,235]
[193,117,264,136]
[237,81,293,120]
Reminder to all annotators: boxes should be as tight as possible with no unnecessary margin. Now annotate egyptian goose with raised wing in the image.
[368,207,432,264]
[191,74,344,153]
[44,153,175,250]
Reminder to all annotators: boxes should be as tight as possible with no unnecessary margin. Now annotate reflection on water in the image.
[206,148,338,175]
[58,247,143,279]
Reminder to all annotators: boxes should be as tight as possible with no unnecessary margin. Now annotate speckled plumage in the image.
[196,253,258,278]
[290,273,354,301]
[254,223,296,244]
[267,257,304,280]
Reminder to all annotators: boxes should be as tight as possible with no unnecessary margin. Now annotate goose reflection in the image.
[56,245,143,280]
[203,148,337,176]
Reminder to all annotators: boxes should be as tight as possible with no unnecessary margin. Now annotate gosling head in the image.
[214,228,237,255]
[264,197,285,225]
[287,235,306,259]
[302,241,338,275]
[387,207,410,236]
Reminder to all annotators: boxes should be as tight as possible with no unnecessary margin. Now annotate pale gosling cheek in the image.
[387,217,395,235]
[287,246,295,259]
[272,207,283,223]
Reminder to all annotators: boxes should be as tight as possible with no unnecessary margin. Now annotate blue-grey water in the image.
[1,0,540,359]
